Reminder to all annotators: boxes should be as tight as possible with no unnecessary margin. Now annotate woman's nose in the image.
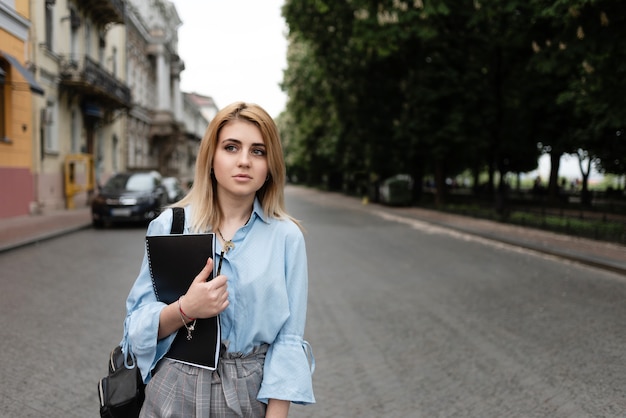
[237,150,251,166]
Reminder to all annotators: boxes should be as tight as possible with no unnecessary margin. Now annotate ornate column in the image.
[171,58,184,121]
[155,44,170,111]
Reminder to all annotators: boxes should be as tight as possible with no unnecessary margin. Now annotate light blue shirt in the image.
[122,198,315,404]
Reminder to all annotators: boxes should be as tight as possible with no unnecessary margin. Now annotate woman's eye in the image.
[225,145,237,152]
[252,148,266,156]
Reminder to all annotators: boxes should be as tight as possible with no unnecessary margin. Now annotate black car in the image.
[91,171,168,228]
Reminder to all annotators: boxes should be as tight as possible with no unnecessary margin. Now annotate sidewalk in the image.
[0,196,624,276]
[391,205,626,276]
[0,207,92,253]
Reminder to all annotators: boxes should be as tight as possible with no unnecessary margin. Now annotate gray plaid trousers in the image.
[139,344,269,418]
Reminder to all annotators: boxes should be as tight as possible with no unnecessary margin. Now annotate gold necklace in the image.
[216,211,252,275]
[217,229,235,253]
[217,210,252,254]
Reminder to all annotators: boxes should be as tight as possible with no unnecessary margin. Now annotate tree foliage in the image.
[281,0,626,205]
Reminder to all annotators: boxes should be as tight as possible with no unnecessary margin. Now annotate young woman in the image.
[122,102,315,417]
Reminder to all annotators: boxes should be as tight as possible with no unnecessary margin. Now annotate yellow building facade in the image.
[0,0,43,217]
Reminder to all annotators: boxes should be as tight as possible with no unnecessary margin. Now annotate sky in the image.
[531,153,603,183]
[170,0,288,118]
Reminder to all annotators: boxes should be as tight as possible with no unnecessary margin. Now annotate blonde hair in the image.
[175,102,300,232]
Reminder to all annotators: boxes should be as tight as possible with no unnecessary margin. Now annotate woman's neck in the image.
[218,196,254,239]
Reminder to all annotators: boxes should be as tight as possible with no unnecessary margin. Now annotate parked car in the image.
[162,176,186,203]
[379,174,413,206]
[91,171,168,228]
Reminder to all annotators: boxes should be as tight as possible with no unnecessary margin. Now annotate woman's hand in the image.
[158,257,229,339]
[181,257,229,319]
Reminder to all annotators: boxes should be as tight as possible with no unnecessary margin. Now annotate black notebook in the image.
[145,233,220,370]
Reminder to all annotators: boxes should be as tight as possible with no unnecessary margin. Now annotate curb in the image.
[0,223,93,254]
[440,224,626,277]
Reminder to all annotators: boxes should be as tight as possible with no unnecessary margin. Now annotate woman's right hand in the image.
[181,257,229,319]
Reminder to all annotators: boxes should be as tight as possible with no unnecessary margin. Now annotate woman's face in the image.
[212,120,269,200]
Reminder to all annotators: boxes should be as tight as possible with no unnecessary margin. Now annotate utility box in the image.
[64,154,95,209]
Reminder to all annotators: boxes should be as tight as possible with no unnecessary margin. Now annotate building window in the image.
[0,64,6,142]
[42,101,58,152]
[45,0,54,51]
[112,134,119,171]
[71,109,80,153]
[96,128,104,183]
[69,8,81,63]
[112,47,118,77]
[85,21,92,57]
[98,31,106,64]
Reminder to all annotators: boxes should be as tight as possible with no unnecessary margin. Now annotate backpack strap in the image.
[171,207,185,234]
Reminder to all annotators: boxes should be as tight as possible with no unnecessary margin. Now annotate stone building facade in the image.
[29,0,130,212]
[0,0,210,219]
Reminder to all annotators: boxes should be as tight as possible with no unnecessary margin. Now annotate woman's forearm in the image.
[266,399,290,418]
[157,300,187,339]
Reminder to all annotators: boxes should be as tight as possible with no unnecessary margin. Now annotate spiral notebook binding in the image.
[146,239,161,301]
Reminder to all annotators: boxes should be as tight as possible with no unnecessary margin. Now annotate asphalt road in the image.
[1,187,625,417]
[288,187,626,418]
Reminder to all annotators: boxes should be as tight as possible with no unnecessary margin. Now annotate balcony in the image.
[59,55,131,110]
[80,0,125,25]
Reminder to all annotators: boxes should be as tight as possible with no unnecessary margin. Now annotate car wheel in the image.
[92,219,104,229]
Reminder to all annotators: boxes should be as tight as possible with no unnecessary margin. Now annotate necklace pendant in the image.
[218,229,236,253]
[186,331,193,341]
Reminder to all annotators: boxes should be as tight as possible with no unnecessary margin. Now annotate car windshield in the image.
[103,173,155,192]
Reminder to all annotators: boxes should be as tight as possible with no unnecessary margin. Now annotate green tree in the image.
[281,34,339,187]
[282,0,626,207]
[530,0,626,202]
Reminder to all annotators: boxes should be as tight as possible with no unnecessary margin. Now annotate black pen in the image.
[216,250,224,276]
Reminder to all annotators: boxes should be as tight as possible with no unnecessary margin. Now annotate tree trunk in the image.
[434,160,446,207]
[548,152,561,198]
[579,157,593,207]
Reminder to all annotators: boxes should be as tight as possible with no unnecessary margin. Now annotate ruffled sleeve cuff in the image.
[258,335,316,405]
[123,302,176,383]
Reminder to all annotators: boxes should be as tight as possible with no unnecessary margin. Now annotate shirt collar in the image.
[252,197,269,224]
